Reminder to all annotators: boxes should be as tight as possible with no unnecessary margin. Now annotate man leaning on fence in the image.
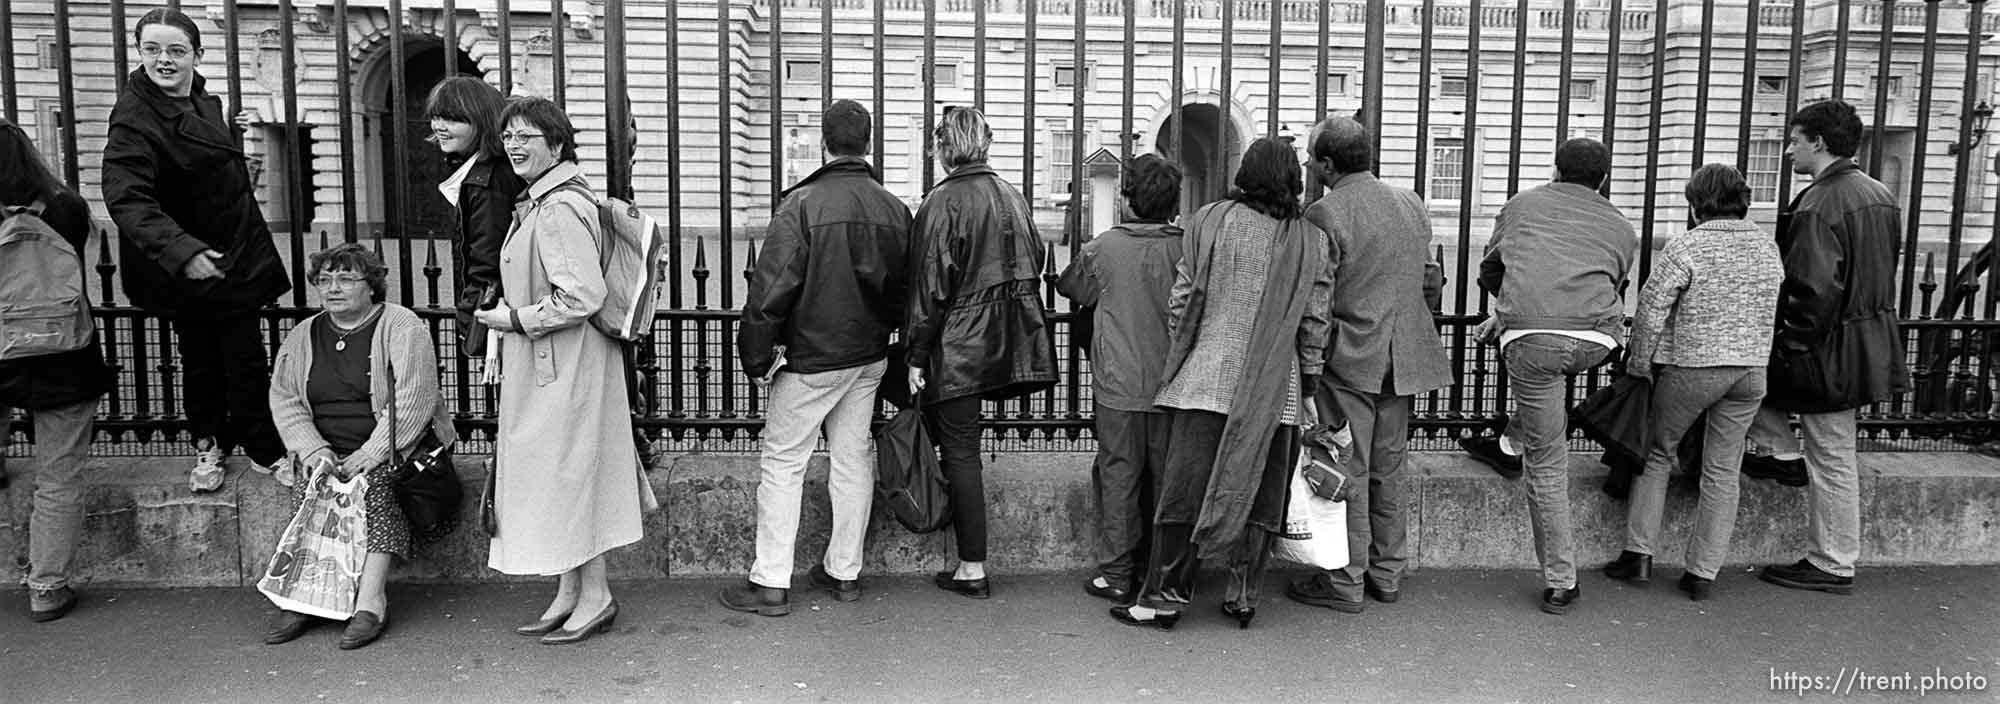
[722,100,912,616]
[1282,116,1451,615]
[1460,138,1638,616]
[1743,99,1909,596]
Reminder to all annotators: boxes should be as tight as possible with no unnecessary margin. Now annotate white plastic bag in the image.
[1270,403,1350,570]
[257,468,370,620]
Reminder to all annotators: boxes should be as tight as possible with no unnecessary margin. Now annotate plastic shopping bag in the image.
[1270,402,1351,570]
[257,468,371,620]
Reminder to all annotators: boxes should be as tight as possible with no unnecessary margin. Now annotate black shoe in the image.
[1284,573,1365,614]
[718,581,791,616]
[1758,559,1853,595]
[1603,550,1653,584]
[514,611,573,637]
[1108,604,1180,630]
[338,610,387,650]
[540,601,618,645]
[1083,576,1131,603]
[807,564,861,602]
[1459,436,1523,480]
[933,571,991,599]
[1678,572,1714,602]
[1220,602,1256,629]
[1363,580,1401,604]
[1741,453,1809,487]
[264,610,316,645]
[28,586,76,623]
[1539,586,1580,615]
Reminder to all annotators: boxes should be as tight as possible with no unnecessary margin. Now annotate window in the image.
[1053,63,1091,89]
[1747,139,1782,202]
[1431,136,1467,202]
[784,124,823,186]
[930,61,959,87]
[1326,72,1349,96]
[1440,75,1468,98]
[1870,75,1904,98]
[784,59,821,87]
[1757,75,1788,95]
[1049,128,1076,199]
[1569,78,1597,102]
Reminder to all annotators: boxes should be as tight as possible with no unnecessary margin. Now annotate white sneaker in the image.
[261,455,297,488]
[189,445,225,493]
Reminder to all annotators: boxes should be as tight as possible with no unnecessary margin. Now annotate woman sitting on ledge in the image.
[263,243,456,650]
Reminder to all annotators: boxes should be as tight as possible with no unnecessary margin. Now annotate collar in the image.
[1815,159,1860,181]
[780,156,877,198]
[1321,171,1376,193]
[937,162,998,186]
[1547,181,1608,198]
[524,161,587,201]
[124,68,208,117]
[1691,217,1764,234]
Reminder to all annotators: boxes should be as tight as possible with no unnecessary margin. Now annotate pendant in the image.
[335,340,347,352]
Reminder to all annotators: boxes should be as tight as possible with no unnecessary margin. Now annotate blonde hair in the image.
[932,106,992,171]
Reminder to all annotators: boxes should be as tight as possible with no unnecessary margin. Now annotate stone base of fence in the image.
[3,452,1997,588]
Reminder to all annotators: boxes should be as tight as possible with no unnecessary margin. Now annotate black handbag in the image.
[384,340,464,536]
[871,399,952,533]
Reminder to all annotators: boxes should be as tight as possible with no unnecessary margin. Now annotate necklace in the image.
[329,306,382,352]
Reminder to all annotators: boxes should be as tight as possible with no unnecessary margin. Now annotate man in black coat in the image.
[102,9,292,492]
[1744,99,1908,595]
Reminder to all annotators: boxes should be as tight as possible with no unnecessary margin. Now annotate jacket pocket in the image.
[532,337,558,386]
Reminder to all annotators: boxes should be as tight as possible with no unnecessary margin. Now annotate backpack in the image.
[0,201,94,361]
[553,182,667,341]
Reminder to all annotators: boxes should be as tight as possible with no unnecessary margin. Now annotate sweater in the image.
[269,303,458,473]
[1629,218,1785,370]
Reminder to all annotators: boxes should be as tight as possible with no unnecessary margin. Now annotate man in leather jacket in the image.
[722,100,911,616]
[1745,99,1908,596]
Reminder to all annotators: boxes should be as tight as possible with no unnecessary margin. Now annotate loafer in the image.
[1678,572,1714,602]
[807,564,861,602]
[1284,573,1365,613]
[1539,586,1580,615]
[541,601,618,645]
[1741,453,1809,487]
[1758,559,1854,595]
[338,610,387,650]
[1108,604,1180,631]
[29,586,77,623]
[1083,576,1131,603]
[1603,550,1653,584]
[514,611,573,637]
[1363,580,1400,604]
[1459,436,1523,480]
[718,581,791,616]
[933,571,991,599]
[264,610,317,645]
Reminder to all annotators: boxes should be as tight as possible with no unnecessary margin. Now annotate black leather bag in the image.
[384,343,464,536]
[871,401,952,533]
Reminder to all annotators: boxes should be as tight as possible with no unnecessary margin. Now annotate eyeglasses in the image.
[139,44,193,60]
[500,131,546,146]
[311,274,368,289]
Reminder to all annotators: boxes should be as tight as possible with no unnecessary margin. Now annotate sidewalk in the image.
[5,567,1996,703]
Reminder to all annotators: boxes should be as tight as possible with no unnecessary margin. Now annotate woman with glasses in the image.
[102,8,293,493]
[425,76,526,360]
[472,97,649,645]
[263,244,456,649]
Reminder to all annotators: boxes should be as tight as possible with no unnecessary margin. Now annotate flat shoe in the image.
[264,610,316,645]
[515,611,572,637]
[1108,604,1180,630]
[338,610,387,650]
[933,571,991,599]
[541,601,618,645]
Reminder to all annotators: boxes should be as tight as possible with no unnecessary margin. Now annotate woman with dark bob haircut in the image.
[264,243,457,649]
[425,76,526,359]
[1606,163,1784,602]
[1110,137,1333,630]
[472,97,650,645]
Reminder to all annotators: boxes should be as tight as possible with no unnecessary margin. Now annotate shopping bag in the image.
[257,468,371,620]
[1270,401,1351,570]
[872,402,952,533]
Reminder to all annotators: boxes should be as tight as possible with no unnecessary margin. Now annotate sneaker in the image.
[1459,435,1523,480]
[1758,559,1853,595]
[260,455,297,488]
[29,586,77,622]
[189,443,225,493]
[807,564,861,602]
[1741,453,1809,487]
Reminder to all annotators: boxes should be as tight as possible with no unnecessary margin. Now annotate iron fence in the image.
[5,0,2000,454]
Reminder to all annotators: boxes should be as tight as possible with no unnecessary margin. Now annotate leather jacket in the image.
[738,157,912,379]
[450,154,527,355]
[904,163,1058,402]
[1766,159,1909,412]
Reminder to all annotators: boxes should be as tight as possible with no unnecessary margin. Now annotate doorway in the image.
[1154,103,1244,212]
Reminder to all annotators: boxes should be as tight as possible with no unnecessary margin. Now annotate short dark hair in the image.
[1309,123,1373,175]
[498,97,579,163]
[1121,154,1182,221]
[1228,137,1305,221]
[134,8,202,51]
[1684,163,1752,221]
[1789,99,1863,158]
[425,76,509,159]
[307,243,390,303]
[822,99,871,157]
[1555,138,1611,187]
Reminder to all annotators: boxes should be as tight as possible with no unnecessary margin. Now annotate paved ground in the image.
[4,567,1997,703]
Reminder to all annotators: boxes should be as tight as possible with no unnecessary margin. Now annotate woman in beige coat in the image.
[473,97,647,646]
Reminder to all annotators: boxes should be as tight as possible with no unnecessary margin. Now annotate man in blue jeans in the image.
[1460,138,1637,615]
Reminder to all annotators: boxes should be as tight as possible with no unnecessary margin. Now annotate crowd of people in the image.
[8,7,1907,650]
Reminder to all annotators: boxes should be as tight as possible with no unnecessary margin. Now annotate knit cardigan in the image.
[269,302,457,472]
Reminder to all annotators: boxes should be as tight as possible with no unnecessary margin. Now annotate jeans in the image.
[1747,406,1860,577]
[1503,334,1611,589]
[1320,382,1414,599]
[748,360,885,588]
[1091,404,1168,586]
[8,397,101,591]
[924,395,987,563]
[1623,366,1766,580]
[171,315,284,465]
